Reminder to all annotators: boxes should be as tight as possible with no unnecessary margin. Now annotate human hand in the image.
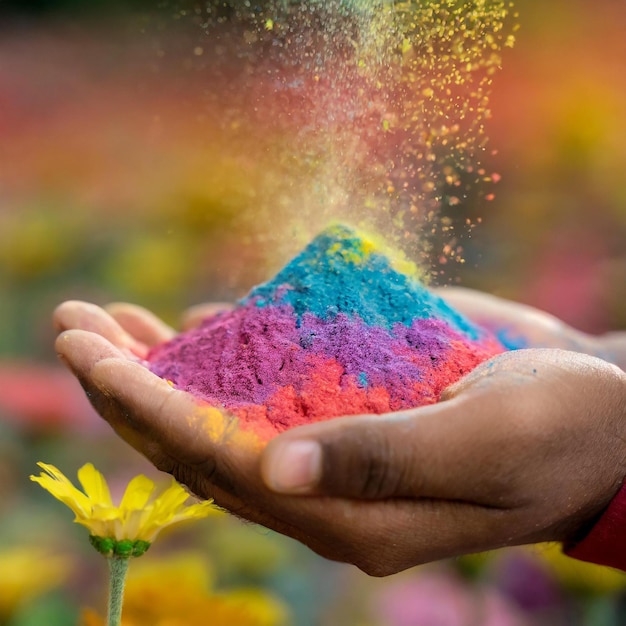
[53,299,626,575]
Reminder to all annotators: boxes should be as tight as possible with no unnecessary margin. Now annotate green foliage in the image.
[8,591,79,626]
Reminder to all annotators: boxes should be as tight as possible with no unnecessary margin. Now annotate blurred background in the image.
[0,0,625,624]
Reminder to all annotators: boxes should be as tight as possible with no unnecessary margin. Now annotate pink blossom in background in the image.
[374,572,528,626]
[0,361,104,432]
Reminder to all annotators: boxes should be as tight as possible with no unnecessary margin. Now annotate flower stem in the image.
[107,556,130,626]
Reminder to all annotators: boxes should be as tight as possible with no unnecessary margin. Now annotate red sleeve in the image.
[564,481,626,571]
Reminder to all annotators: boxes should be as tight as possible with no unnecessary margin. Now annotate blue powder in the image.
[243,224,484,341]
[495,328,528,350]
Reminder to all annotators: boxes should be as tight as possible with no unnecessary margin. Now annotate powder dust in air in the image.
[170,0,517,278]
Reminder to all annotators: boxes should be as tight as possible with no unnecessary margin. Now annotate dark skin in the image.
[53,290,626,576]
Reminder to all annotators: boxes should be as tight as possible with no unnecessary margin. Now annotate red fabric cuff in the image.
[564,481,626,572]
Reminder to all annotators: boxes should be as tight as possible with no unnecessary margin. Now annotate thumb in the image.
[260,348,624,503]
[260,370,522,502]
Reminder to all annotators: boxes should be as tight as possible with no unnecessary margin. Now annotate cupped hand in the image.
[53,299,626,576]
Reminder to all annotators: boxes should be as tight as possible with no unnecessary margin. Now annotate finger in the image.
[55,329,133,427]
[599,331,626,370]
[181,302,234,331]
[104,302,176,347]
[56,330,259,508]
[88,356,265,498]
[56,329,126,377]
[436,287,600,353]
[53,301,148,359]
[273,496,518,576]
[316,498,521,576]
[56,330,269,503]
[436,287,563,331]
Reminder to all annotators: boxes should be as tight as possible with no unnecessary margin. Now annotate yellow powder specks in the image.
[192,405,236,442]
[192,403,266,450]
[351,223,421,278]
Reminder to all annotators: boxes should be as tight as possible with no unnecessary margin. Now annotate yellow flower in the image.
[30,462,218,555]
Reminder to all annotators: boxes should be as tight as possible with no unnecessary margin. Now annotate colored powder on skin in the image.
[147,225,505,439]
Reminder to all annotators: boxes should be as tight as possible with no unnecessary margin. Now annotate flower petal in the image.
[113,509,148,541]
[30,462,92,519]
[135,481,217,542]
[167,500,220,526]
[74,517,115,538]
[119,475,156,512]
[150,480,190,516]
[132,486,185,541]
[77,464,113,508]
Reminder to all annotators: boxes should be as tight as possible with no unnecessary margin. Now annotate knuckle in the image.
[148,440,224,502]
[322,429,402,499]
[156,388,183,422]
[360,452,394,498]
[188,456,220,485]
[161,457,218,501]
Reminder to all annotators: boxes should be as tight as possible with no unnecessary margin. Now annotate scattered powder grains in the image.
[147,225,505,438]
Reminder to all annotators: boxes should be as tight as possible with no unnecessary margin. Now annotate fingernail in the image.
[264,440,322,493]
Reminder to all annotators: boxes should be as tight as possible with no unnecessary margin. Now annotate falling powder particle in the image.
[190,1,517,269]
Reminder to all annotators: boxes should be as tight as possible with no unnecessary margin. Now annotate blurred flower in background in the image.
[1,0,625,624]
[0,362,101,432]
[79,553,289,626]
[373,570,529,626]
[0,548,73,624]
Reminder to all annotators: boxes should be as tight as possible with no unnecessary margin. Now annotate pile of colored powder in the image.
[147,225,505,438]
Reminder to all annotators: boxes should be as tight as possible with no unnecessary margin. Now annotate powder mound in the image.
[147,225,504,438]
